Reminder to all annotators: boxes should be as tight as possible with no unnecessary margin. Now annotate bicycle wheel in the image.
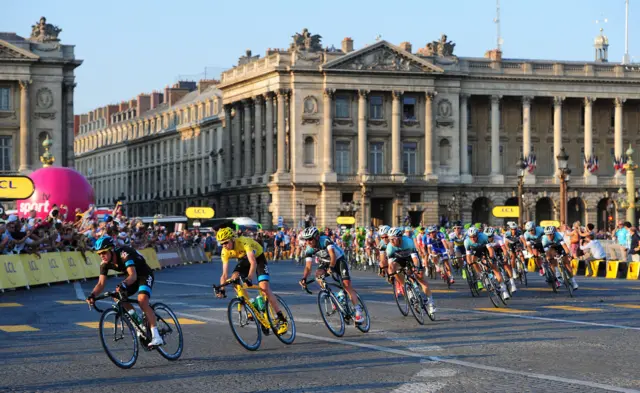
[519,259,528,287]
[152,303,183,361]
[483,275,502,308]
[266,294,296,344]
[545,265,558,293]
[99,309,138,369]
[561,266,574,298]
[465,267,479,297]
[317,290,345,337]
[354,293,371,333]
[227,298,262,351]
[405,281,425,325]
[392,277,409,316]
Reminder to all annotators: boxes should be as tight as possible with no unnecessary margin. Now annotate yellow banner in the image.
[44,253,68,284]
[0,255,28,290]
[0,175,35,199]
[21,254,57,286]
[492,206,520,218]
[540,220,561,228]
[140,248,161,270]
[62,252,85,281]
[185,207,215,219]
[82,252,101,278]
[336,216,356,225]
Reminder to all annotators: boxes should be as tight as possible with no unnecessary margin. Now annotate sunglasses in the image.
[96,249,110,255]
[220,240,231,246]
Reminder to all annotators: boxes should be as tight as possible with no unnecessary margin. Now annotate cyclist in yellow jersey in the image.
[215,228,288,331]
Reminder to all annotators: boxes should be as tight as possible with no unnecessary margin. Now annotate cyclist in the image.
[464,227,510,300]
[86,236,163,347]
[541,226,579,290]
[377,225,391,277]
[299,226,364,323]
[448,221,466,270]
[215,227,288,333]
[274,228,285,260]
[521,221,546,276]
[355,227,367,267]
[341,228,354,263]
[426,225,454,285]
[503,222,525,276]
[365,227,378,267]
[386,227,436,314]
[485,227,517,293]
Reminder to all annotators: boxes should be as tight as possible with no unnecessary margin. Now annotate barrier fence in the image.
[0,245,210,292]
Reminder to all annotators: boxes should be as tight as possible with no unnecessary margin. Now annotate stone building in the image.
[77,28,640,230]
[0,17,81,175]
[73,81,223,216]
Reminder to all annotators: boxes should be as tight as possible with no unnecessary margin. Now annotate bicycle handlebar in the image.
[88,291,121,313]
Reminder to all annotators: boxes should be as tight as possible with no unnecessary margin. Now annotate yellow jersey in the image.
[221,236,264,263]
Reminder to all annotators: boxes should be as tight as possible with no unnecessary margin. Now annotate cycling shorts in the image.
[233,253,270,283]
[124,273,154,298]
[470,245,488,259]
[318,256,351,281]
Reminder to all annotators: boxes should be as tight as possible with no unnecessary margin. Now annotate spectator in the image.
[629,227,640,262]
[614,220,630,251]
[581,233,606,276]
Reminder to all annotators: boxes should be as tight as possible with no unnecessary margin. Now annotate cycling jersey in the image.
[356,233,366,248]
[341,234,353,247]
[523,227,544,243]
[221,236,264,263]
[486,234,504,248]
[305,235,349,279]
[386,236,420,270]
[426,232,447,254]
[464,233,490,255]
[99,246,154,297]
[504,229,522,245]
[448,231,466,247]
[541,232,566,250]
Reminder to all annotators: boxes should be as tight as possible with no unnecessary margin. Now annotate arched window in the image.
[439,138,451,166]
[304,136,315,165]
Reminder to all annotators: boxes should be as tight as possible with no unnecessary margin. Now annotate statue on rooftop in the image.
[290,28,323,52]
[30,16,62,42]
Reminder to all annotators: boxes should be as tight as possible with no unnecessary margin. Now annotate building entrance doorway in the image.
[371,198,393,227]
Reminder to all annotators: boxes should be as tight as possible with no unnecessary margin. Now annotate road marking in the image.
[544,305,602,312]
[475,307,536,314]
[581,287,612,291]
[74,281,86,301]
[443,307,640,331]
[57,300,86,305]
[0,302,22,307]
[170,311,640,392]
[518,288,555,292]
[76,322,114,329]
[155,280,294,295]
[0,325,39,332]
[169,318,206,325]
[625,287,640,290]
[188,304,213,308]
[416,368,458,378]
[372,289,457,295]
[611,304,640,310]
[391,381,448,392]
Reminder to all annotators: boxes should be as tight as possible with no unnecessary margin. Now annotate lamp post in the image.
[516,156,527,226]
[556,147,570,225]
[624,145,638,224]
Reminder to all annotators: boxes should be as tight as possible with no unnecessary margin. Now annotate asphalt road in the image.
[2,259,640,393]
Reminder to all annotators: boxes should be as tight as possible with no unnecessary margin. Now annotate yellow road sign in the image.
[540,220,561,228]
[185,207,215,219]
[0,176,35,200]
[492,206,519,218]
[336,216,356,225]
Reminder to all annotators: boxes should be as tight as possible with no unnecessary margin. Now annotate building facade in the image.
[73,81,223,216]
[78,28,640,229]
[0,17,81,176]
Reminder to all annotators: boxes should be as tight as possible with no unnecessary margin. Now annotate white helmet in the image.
[544,226,556,235]
[484,227,495,236]
[524,221,535,231]
[378,225,391,236]
[467,227,479,236]
[427,225,438,233]
[301,226,319,240]
[388,227,403,238]
[508,222,518,229]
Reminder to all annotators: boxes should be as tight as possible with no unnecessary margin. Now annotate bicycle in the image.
[213,277,296,351]
[426,254,437,280]
[302,266,370,337]
[462,260,481,297]
[90,291,183,369]
[470,256,508,308]
[552,253,575,298]
[509,246,529,287]
[391,259,436,325]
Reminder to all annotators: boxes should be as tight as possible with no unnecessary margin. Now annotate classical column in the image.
[584,97,596,181]
[264,93,274,174]
[490,95,502,179]
[215,127,223,184]
[63,82,76,167]
[391,90,403,175]
[553,96,564,174]
[223,104,232,183]
[614,97,625,177]
[233,103,242,179]
[18,80,30,172]
[322,89,334,174]
[459,93,470,177]
[276,89,288,174]
[243,99,252,178]
[357,90,368,175]
[172,139,178,197]
[424,91,435,177]
[254,95,263,175]
[522,96,533,158]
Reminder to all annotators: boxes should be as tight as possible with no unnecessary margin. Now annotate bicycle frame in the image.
[233,283,272,329]
[92,293,151,345]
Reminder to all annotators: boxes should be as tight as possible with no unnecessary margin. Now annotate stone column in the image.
[522,96,532,159]
[459,94,470,180]
[322,89,335,176]
[276,89,288,174]
[424,91,436,178]
[243,99,252,178]
[553,96,564,174]
[391,90,403,175]
[584,97,597,183]
[490,95,503,183]
[18,80,30,172]
[233,103,242,179]
[172,139,178,197]
[63,82,76,168]
[215,127,223,184]
[223,104,232,183]
[357,89,368,176]
[614,97,625,178]
[254,95,263,176]
[265,93,274,175]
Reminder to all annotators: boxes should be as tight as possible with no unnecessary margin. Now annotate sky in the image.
[3,0,637,114]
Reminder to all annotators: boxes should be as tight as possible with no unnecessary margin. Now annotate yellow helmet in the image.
[216,227,235,243]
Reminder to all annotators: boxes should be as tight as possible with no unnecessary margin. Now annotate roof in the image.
[0,33,26,42]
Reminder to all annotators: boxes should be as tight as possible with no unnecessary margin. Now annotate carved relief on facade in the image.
[337,47,423,72]
[436,98,454,127]
[302,96,320,124]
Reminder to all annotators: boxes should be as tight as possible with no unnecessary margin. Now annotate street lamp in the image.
[556,147,571,225]
[516,155,527,226]
[624,145,638,224]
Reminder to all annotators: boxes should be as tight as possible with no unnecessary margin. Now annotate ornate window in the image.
[439,139,451,166]
[335,96,350,119]
[369,96,383,120]
[335,141,351,174]
[403,97,416,120]
[0,88,10,110]
[0,136,12,171]
[369,142,384,174]
[402,142,417,174]
[303,136,315,165]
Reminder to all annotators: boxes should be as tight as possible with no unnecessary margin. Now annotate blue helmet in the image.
[94,236,114,252]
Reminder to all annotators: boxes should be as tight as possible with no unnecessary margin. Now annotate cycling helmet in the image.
[378,225,391,236]
[467,227,479,237]
[453,220,463,228]
[94,236,114,253]
[216,227,235,243]
[524,221,535,231]
[427,225,437,233]
[544,226,556,235]
[389,227,403,238]
[508,222,518,229]
[484,227,495,237]
[301,226,319,240]
[404,226,412,232]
